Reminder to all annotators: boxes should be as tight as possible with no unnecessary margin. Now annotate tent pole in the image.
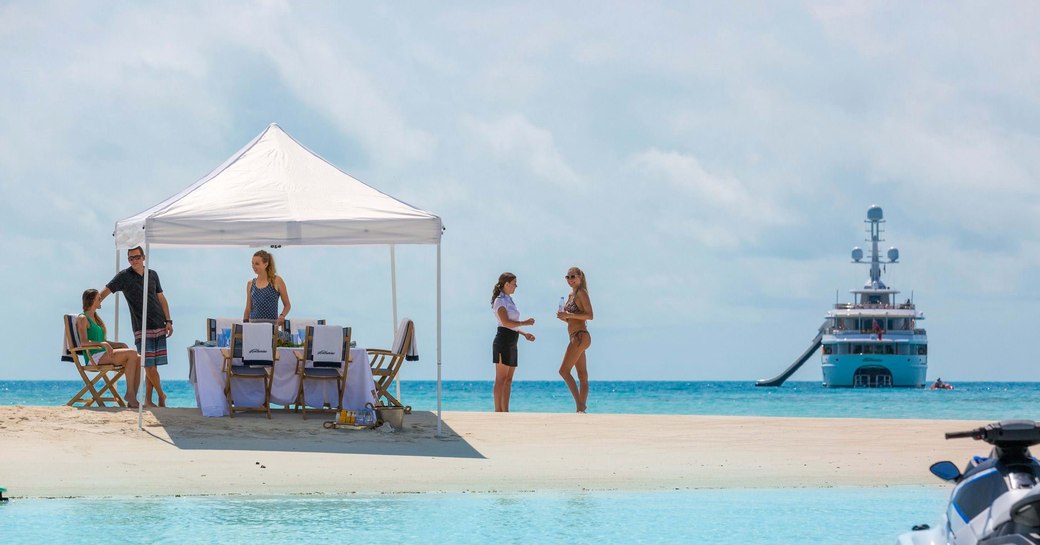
[436,241,442,436]
[114,249,120,341]
[137,241,150,431]
[390,244,400,404]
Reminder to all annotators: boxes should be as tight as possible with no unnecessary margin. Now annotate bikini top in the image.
[564,295,581,314]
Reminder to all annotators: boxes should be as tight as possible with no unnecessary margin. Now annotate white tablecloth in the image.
[189,346,375,417]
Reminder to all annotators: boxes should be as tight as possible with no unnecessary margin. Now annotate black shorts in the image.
[493,327,519,367]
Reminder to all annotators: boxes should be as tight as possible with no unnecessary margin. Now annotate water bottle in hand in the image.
[558,296,565,312]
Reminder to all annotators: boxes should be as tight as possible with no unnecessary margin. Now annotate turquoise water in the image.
[1,487,948,544]
[4,380,1039,420]
[1,380,1014,542]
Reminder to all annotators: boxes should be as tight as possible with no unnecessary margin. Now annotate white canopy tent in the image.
[112,123,444,432]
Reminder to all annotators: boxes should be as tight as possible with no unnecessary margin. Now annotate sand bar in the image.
[1,406,988,498]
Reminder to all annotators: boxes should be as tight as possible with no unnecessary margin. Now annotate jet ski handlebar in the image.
[944,420,1040,447]
[945,430,981,440]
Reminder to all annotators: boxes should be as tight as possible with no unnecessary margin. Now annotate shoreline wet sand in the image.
[1,406,985,498]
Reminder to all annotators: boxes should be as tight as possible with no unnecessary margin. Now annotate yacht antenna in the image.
[856,205,899,290]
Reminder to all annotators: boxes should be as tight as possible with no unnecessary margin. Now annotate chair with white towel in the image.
[368,319,415,411]
[294,325,351,419]
[206,318,241,342]
[222,322,277,418]
[283,318,326,337]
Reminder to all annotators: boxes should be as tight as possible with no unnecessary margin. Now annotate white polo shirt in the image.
[492,293,520,331]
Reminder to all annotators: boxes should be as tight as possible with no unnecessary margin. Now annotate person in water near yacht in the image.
[557,266,593,413]
[491,272,535,412]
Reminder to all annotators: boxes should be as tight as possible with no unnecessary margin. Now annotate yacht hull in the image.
[821,354,927,387]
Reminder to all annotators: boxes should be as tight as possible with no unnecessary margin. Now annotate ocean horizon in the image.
[4,379,1039,420]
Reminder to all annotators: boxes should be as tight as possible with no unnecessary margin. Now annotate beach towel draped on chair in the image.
[283,318,326,335]
[206,317,242,342]
[294,325,351,419]
[223,322,277,418]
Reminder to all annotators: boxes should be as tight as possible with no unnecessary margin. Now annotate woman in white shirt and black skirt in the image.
[491,272,535,412]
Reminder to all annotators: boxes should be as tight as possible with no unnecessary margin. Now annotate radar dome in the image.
[867,205,883,221]
[851,247,863,262]
[887,247,899,262]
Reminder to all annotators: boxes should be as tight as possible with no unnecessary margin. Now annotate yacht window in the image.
[884,345,894,355]
[822,345,832,355]
[917,345,928,355]
[852,345,863,355]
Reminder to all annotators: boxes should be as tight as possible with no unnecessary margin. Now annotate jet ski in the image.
[898,420,1040,545]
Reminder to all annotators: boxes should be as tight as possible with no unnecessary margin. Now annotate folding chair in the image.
[368,319,414,410]
[294,325,351,419]
[206,317,241,342]
[283,318,326,335]
[222,322,277,418]
[61,314,126,407]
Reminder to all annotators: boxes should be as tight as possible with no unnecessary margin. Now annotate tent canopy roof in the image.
[114,123,442,249]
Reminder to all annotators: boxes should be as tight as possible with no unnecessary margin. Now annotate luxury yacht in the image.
[757,205,927,387]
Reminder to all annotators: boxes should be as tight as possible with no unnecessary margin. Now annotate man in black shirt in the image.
[98,246,172,407]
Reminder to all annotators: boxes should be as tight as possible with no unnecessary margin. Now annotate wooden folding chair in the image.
[294,325,351,420]
[368,319,414,410]
[222,323,277,418]
[61,314,126,407]
[206,317,241,342]
[283,318,326,337]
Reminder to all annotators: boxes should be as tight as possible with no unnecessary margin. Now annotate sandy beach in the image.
[1,406,986,498]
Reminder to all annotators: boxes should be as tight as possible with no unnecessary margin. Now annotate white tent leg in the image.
[114,249,121,341]
[436,241,442,436]
[137,242,150,430]
[390,244,400,405]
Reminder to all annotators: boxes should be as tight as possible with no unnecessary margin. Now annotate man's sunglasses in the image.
[128,255,145,261]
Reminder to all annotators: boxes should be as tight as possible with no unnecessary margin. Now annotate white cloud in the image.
[630,149,791,249]
[462,113,581,187]
[4,1,1040,383]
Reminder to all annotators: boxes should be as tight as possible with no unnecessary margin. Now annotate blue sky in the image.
[2,1,1039,382]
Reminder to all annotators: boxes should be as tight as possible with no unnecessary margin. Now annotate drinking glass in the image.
[221,328,232,348]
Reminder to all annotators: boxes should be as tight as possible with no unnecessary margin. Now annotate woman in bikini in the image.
[557,267,593,413]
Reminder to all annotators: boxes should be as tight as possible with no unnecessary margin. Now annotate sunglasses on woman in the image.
[565,274,578,279]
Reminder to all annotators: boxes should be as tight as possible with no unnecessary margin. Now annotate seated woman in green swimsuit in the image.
[77,289,141,408]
